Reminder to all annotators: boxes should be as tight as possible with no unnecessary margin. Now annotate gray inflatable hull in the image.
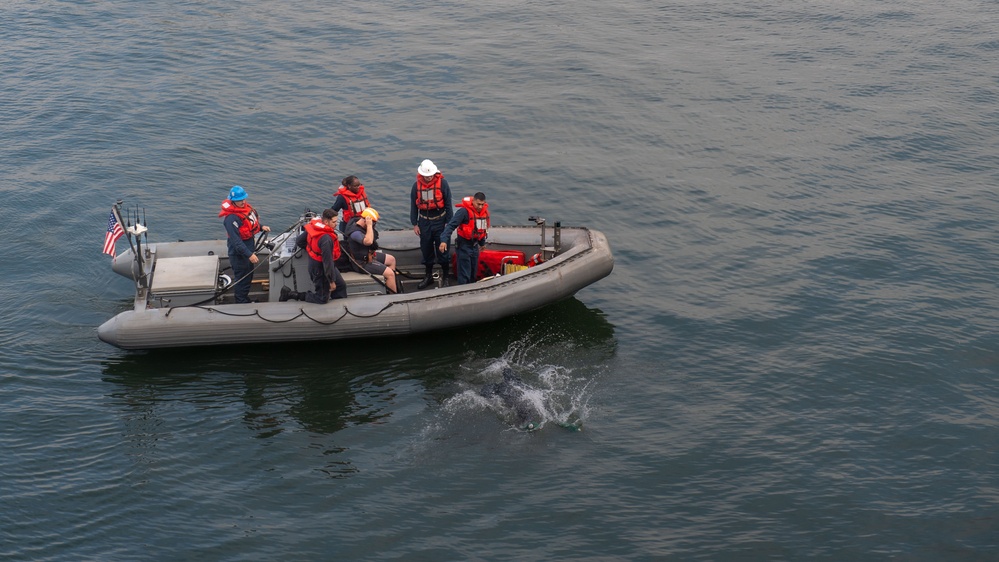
[98,226,613,350]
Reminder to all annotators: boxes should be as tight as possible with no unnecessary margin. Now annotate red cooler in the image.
[452,249,526,280]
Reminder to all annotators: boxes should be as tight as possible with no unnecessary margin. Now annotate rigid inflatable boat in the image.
[98,207,613,350]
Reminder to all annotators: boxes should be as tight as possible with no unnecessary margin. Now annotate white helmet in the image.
[417,159,439,176]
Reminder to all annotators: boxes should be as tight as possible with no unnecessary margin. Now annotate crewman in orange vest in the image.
[440,192,489,285]
[410,159,453,289]
[332,175,370,233]
[280,209,347,303]
[219,185,271,303]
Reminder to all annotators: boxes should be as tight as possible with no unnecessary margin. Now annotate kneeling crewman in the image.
[281,208,347,303]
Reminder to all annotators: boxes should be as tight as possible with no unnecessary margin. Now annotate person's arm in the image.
[331,195,343,213]
[363,221,375,246]
[410,183,420,234]
[320,235,336,284]
[438,208,467,252]
[224,217,252,258]
[349,230,366,251]
[441,179,454,223]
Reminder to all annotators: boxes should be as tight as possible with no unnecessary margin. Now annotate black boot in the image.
[416,267,434,290]
[440,264,450,287]
[280,287,303,302]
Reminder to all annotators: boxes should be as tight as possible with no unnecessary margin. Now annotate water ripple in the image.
[4,0,999,559]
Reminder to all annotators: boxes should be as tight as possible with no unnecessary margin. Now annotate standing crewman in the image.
[410,159,453,289]
[440,192,489,285]
[280,209,347,303]
[331,175,369,233]
[219,185,270,303]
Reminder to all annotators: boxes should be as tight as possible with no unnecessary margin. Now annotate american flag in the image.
[103,209,124,257]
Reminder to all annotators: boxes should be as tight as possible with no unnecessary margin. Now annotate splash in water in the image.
[444,350,593,432]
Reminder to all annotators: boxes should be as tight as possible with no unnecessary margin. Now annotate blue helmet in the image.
[228,185,247,201]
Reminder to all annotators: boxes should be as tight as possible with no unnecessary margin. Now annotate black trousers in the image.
[305,257,347,303]
[418,216,449,268]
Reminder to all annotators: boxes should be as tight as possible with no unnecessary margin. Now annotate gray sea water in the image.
[3,0,998,559]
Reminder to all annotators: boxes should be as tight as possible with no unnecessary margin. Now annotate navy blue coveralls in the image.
[441,207,486,285]
[410,178,454,272]
[222,215,256,303]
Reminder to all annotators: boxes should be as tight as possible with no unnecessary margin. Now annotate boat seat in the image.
[340,271,387,296]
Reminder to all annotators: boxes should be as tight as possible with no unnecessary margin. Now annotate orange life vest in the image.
[415,173,445,211]
[218,199,262,240]
[336,184,369,223]
[456,197,489,241]
[304,218,341,262]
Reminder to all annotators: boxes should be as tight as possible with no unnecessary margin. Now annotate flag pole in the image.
[113,201,149,289]
[112,201,136,258]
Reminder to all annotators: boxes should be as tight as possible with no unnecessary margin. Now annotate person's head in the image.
[341,175,361,193]
[321,208,338,227]
[229,185,247,206]
[471,192,486,212]
[361,207,380,226]
[417,159,438,180]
